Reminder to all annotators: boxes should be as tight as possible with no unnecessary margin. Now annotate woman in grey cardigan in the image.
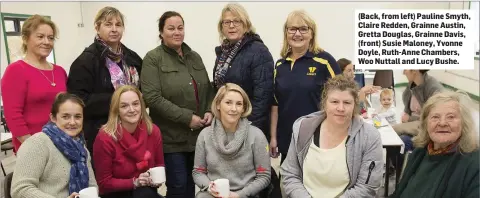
[193,83,271,198]
[281,75,383,198]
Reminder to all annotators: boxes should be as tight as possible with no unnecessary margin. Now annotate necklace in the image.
[24,59,56,87]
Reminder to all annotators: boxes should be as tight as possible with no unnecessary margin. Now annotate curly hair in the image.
[321,75,360,118]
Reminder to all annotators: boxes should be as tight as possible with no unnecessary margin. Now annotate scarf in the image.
[213,36,247,89]
[94,35,139,89]
[42,122,89,195]
[427,140,459,155]
[211,118,249,159]
[117,122,151,173]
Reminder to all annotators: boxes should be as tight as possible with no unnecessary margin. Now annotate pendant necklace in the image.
[24,59,56,87]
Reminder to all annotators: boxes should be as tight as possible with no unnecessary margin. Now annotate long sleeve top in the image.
[1,60,67,151]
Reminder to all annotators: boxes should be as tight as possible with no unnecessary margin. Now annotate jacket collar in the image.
[296,111,364,144]
[161,42,192,56]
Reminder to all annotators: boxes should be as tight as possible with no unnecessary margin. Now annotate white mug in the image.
[148,166,166,184]
[74,187,98,198]
[214,178,230,197]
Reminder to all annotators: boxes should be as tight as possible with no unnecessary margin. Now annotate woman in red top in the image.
[93,85,164,198]
[1,15,67,152]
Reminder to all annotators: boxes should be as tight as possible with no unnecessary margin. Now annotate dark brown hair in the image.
[158,11,184,40]
[21,14,58,53]
[51,92,85,117]
[337,58,352,72]
[321,75,360,117]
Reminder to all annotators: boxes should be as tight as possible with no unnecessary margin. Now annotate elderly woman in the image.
[390,91,479,197]
[270,10,342,163]
[11,93,97,198]
[213,3,274,138]
[141,11,214,198]
[93,85,164,198]
[281,75,383,198]
[193,83,271,198]
[67,6,143,155]
[1,15,67,152]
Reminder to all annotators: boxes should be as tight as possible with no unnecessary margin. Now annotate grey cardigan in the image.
[280,111,383,198]
[402,73,444,121]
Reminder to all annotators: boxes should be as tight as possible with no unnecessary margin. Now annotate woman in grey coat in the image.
[281,75,383,198]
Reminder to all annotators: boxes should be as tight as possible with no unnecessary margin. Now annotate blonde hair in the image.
[413,91,479,153]
[217,3,256,43]
[380,89,394,99]
[21,15,58,53]
[321,75,360,118]
[280,10,323,58]
[211,83,252,118]
[94,6,125,30]
[101,85,153,141]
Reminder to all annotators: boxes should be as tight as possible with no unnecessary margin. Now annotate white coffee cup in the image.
[74,187,98,198]
[149,166,166,184]
[214,178,230,197]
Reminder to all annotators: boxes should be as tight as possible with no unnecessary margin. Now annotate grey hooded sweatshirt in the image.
[281,111,384,198]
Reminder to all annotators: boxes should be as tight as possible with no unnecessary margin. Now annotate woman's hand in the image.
[203,112,213,126]
[134,172,151,187]
[189,115,205,129]
[208,181,220,197]
[269,138,279,158]
[401,113,410,123]
[228,192,240,198]
[68,192,79,198]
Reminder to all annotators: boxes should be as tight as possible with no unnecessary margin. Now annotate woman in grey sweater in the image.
[281,75,383,198]
[193,83,271,198]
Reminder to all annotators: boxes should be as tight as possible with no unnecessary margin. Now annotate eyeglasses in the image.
[286,26,310,34]
[222,20,242,27]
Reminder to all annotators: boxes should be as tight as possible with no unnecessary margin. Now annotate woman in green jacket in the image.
[390,91,479,198]
[140,11,214,198]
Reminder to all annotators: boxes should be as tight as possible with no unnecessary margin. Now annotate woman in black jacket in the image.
[213,3,274,139]
[67,6,142,155]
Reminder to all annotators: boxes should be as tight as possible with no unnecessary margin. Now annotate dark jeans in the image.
[164,152,195,198]
[101,187,164,198]
[399,135,414,166]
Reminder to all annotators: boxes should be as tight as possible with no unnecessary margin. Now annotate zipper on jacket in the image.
[365,161,375,184]
[344,135,352,190]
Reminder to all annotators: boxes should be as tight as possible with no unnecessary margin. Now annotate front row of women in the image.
[10,77,479,198]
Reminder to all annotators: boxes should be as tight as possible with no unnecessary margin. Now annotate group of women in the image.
[2,2,479,198]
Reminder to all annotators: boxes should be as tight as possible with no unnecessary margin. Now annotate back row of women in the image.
[3,2,479,198]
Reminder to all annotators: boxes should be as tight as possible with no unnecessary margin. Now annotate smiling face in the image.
[119,91,142,125]
[218,91,245,126]
[96,15,124,46]
[324,90,355,125]
[286,16,312,50]
[381,94,393,109]
[221,11,245,43]
[25,24,55,58]
[427,101,462,149]
[161,16,185,49]
[51,100,83,137]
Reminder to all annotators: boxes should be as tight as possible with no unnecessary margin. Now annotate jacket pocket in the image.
[365,161,376,184]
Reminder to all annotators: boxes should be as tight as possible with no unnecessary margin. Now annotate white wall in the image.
[427,1,480,96]
[79,1,450,80]
[0,2,85,75]
[2,1,462,86]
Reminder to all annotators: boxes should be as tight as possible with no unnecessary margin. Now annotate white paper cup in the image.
[75,187,98,198]
[149,166,166,184]
[214,178,230,197]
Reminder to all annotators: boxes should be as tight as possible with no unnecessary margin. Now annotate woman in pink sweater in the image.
[1,15,67,152]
